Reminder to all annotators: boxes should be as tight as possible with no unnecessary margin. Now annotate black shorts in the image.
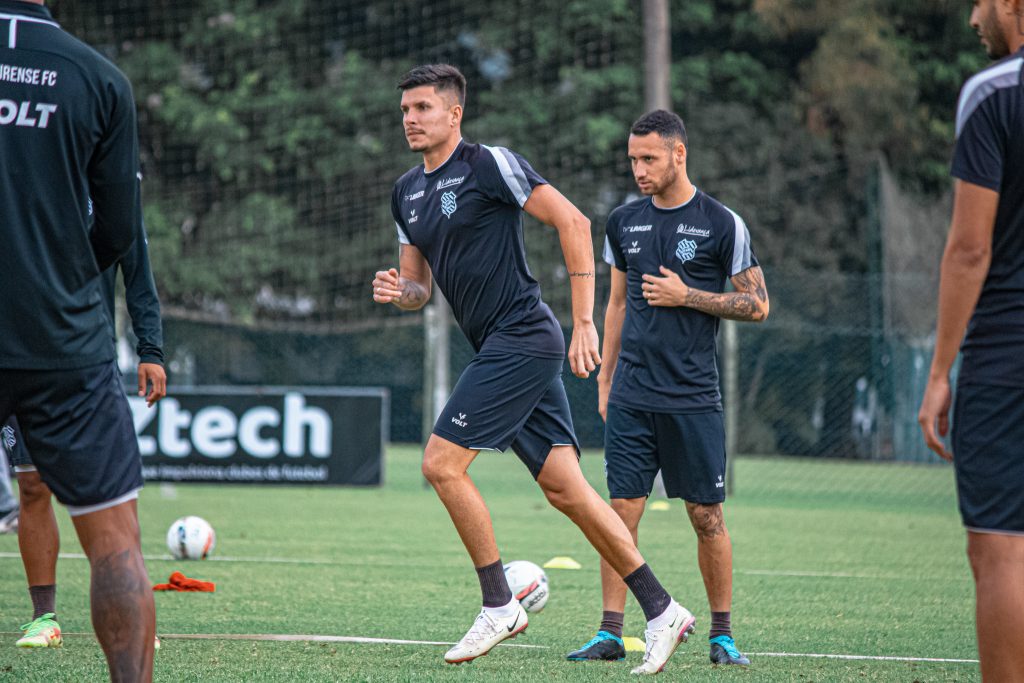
[952,383,1024,534]
[605,403,726,504]
[432,349,580,479]
[0,361,143,514]
[1,416,33,469]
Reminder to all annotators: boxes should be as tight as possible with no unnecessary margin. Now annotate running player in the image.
[568,110,767,667]
[0,1,156,679]
[373,64,695,675]
[918,1,1024,680]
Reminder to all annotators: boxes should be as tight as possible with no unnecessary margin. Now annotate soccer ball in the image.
[504,560,549,613]
[166,516,216,560]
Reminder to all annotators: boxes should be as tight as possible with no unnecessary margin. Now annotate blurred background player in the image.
[6,223,165,649]
[0,432,18,532]
[567,110,768,667]
[918,1,1024,681]
[0,0,156,679]
[373,64,696,675]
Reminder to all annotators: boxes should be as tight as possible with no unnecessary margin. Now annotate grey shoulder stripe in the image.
[395,221,410,245]
[727,208,752,276]
[956,58,1023,137]
[602,236,616,266]
[0,13,61,48]
[483,145,530,207]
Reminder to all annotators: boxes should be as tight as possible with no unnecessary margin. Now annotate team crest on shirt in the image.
[676,239,697,263]
[440,191,458,218]
[1,424,15,451]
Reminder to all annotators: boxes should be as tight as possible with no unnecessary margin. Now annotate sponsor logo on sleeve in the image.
[405,190,425,201]
[408,209,419,224]
[624,224,653,233]
[626,240,642,255]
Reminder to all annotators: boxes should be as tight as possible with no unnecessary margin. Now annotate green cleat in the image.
[16,613,62,648]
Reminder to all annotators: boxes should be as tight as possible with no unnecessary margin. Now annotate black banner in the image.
[130,387,387,486]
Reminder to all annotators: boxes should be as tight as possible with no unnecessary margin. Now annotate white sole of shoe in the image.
[445,622,529,665]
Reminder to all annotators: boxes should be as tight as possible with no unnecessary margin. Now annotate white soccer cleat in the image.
[443,603,528,664]
[630,601,696,675]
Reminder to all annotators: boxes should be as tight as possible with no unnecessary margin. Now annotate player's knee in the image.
[686,502,727,540]
[17,472,52,508]
[421,449,457,487]
[541,481,585,516]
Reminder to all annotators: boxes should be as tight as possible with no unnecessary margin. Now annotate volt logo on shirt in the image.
[0,100,58,129]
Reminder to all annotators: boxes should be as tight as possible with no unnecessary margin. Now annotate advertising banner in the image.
[129,387,387,486]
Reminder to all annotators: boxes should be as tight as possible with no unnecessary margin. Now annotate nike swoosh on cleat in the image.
[507,613,521,633]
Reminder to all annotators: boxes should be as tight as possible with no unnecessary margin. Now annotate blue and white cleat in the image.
[567,630,626,661]
[709,635,750,666]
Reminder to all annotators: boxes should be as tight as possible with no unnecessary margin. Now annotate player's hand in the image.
[641,266,689,307]
[372,268,404,304]
[918,374,953,461]
[568,321,601,379]
[138,362,167,407]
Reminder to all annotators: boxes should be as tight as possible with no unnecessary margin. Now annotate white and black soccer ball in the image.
[504,560,549,613]
[166,516,216,560]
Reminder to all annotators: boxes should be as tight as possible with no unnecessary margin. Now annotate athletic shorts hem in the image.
[965,526,1024,537]
[432,427,505,452]
[66,488,141,517]
[608,491,650,500]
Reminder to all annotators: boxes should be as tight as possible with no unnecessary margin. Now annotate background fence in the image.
[51,0,982,494]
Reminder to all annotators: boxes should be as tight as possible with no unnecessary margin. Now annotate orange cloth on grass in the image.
[152,571,216,592]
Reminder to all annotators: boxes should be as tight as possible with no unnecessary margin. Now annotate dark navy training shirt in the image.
[951,47,1024,387]
[391,140,564,358]
[0,1,141,369]
[604,190,758,412]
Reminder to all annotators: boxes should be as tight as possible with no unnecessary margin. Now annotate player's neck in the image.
[422,134,462,173]
[651,179,696,210]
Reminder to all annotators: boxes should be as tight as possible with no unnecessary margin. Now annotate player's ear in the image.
[675,140,687,165]
[450,104,463,128]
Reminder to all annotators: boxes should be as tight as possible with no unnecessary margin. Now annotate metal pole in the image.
[422,290,451,483]
[643,0,671,112]
[723,319,739,496]
[644,0,671,498]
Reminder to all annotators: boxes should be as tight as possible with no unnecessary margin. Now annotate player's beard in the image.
[979,3,1011,59]
[641,164,679,197]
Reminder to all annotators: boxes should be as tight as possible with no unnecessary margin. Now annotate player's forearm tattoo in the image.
[686,503,727,541]
[568,271,594,278]
[396,279,429,310]
[685,267,768,322]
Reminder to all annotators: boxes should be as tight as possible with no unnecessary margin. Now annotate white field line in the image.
[748,652,978,664]
[0,553,961,580]
[1,632,544,649]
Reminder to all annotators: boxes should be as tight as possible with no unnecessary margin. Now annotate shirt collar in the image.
[0,1,56,22]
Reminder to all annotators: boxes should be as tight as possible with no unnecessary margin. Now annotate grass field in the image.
[0,446,977,682]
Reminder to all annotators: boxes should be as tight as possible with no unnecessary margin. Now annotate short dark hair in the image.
[630,109,687,147]
[397,64,467,107]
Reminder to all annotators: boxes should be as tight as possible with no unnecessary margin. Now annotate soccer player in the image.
[918,2,1024,680]
[0,1,156,679]
[373,64,696,674]
[7,226,166,649]
[568,110,767,667]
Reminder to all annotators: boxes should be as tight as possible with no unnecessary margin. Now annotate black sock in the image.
[623,564,672,622]
[29,584,56,620]
[710,611,731,639]
[475,559,512,608]
[600,610,624,638]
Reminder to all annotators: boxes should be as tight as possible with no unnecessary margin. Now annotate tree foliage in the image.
[51,0,985,323]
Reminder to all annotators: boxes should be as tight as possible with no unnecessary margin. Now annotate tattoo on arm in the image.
[685,503,727,541]
[396,279,429,309]
[684,267,768,322]
[568,271,594,278]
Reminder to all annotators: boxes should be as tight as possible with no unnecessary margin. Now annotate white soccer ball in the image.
[166,516,216,560]
[504,560,549,613]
